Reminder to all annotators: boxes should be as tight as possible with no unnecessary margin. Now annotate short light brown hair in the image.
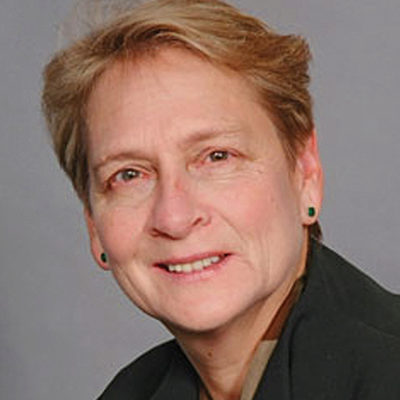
[42,0,321,239]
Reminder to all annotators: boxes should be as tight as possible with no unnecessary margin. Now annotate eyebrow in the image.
[92,125,245,174]
[179,126,243,149]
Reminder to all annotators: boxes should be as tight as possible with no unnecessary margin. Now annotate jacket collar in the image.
[150,341,198,400]
[150,241,355,400]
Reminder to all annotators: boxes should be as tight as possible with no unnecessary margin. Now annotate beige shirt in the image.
[239,339,278,400]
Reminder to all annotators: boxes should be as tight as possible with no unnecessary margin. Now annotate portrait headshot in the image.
[1,0,400,399]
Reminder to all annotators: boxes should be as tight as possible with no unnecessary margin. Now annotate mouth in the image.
[155,253,230,274]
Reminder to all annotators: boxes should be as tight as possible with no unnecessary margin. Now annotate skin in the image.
[85,48,323,399]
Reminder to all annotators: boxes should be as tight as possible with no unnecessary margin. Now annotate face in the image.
[85,48,322,333]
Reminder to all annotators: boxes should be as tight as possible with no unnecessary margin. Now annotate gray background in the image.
[1,0,399,399]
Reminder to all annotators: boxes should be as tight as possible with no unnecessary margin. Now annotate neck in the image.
[168,241,308,400]
[186,305,274,399]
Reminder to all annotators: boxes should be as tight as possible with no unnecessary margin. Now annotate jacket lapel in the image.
[150,343,199,400]
[253,242,357,400]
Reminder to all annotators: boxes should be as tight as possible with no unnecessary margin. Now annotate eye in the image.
[110,168,141,187]
[103,166,154,198]
[207,150,230,162]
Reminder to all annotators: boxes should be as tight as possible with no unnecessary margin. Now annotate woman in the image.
[42,0,400,399]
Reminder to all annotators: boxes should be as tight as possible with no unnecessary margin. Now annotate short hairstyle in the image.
[42,0,321,239]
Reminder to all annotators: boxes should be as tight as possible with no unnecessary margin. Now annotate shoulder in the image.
[97,340,179,400]
[281,243,400,398]
[312,242,400,338]
[306,242,400,384]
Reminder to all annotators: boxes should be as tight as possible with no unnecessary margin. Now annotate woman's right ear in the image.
[84,208,111,271]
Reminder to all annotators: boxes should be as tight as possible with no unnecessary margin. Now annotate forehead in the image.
[87,48,259,116]
[85,48,280,158]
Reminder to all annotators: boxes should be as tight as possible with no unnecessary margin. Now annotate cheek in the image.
[208,168,299,233]
[92,204,147,260]
[214,171,303,273]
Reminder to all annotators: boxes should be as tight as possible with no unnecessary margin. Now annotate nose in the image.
[148,172,210,240]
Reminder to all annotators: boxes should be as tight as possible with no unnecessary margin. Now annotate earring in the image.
[308,207,316,218]
[100,253,108,263]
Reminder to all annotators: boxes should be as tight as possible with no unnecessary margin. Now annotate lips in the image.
[155,253,230,274]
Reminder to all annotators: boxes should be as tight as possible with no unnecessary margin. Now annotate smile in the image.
[157,254,228,274]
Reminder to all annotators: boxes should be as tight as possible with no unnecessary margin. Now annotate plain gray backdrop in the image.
[1,0,399,399]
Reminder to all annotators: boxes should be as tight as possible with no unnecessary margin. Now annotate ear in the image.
[295,130,324,225]
[84,208,111,271]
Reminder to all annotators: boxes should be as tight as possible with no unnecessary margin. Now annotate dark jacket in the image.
[98,242,400,399]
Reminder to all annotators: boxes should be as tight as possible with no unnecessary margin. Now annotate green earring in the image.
[101,253,108,263]
[308,207,316,217]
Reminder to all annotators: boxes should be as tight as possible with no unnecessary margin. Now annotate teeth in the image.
[193,260,203,271]
[175,265,182,273]
[202,258,212,268]
[182,264,192,273]
[166,255,223,273]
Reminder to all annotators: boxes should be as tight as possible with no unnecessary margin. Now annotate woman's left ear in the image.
[84,208,111,271]
[295,130,324,224]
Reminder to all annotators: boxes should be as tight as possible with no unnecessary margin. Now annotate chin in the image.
[164,316,232,336]
[159,297,258,336]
